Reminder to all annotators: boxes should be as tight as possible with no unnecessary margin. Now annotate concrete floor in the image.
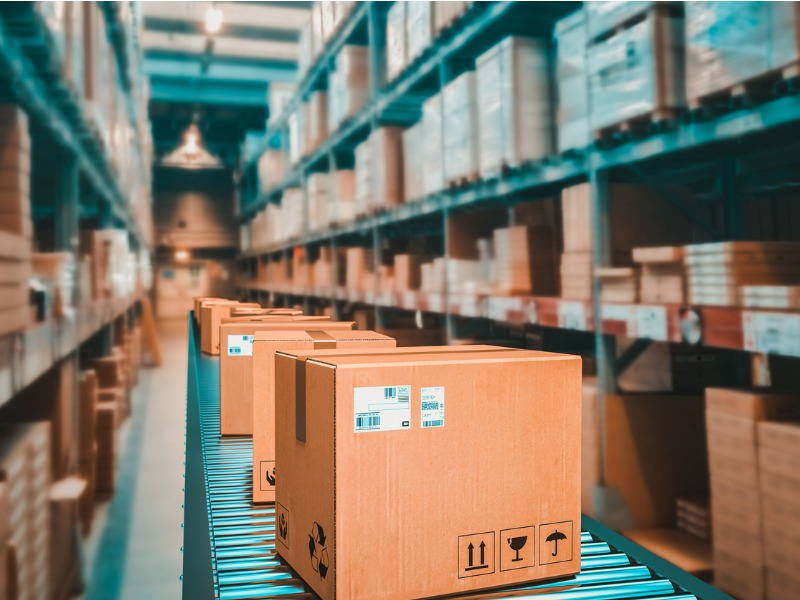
[83,318,188,600]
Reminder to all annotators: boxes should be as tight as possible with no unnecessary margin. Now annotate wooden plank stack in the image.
[633,245,686,305]
[675,495,711,541]
[560,184,594,300]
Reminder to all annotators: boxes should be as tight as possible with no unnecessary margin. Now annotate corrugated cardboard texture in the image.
[199,301,261,355]
[275,346,581,599]
[251,331,395,503]
[219,320,354,436]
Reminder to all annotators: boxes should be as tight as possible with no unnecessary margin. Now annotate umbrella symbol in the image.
[546,529,567,557]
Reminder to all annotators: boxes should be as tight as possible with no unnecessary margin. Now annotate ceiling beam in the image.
[143,16,300,43]
[141,1,310,31]
[142,30,299,62]
[144,54,296,83]
[149,76,270,106]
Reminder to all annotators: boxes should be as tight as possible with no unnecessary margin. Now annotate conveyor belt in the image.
[184,317,731,600]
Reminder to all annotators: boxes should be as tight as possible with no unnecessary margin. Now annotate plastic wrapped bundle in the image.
[556,10,590,153]
[305,90,327,152]
[282,187,305,241]
[421,94,444,195]
[443,72,479,183]
[477,36,553,176]
[307,173,328,233]
[407,1,434,63]
[288,107,305,165]
[386,1,407,82]
[354,138,372,217]
[587,11,685,132]
[585,1,656,41]
[328,45,369,133]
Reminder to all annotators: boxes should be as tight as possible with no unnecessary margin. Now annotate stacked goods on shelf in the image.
[0,229,32,336]
[633,246,686,304]
[757,421,800,600]
[345,247,374,291]
[257,150,285,197]
[274,346,581,598]
[443,72,479,184]
[328,169,356,225]
[283,187,305,240]
[328,46,369,134]
[305,91,328,153]
[251,330,396,502]
[386,1,407,82]
[292,248,311,290]
[555,10,590,153]
[78,370,98,533]
[354,138,372,217]
[705,388,800,600]
[675,495,711,541]
[421,94,444,195]
[743,285,800,309]
[50,477,85,599]
[596,267,640,303]
[267,83,296,127]
[307,173,328,233]
[311,247,333,288]
[219,316,352,436]
[494,225,558,295]
[433,1,470,35]
[371,127,403,212]
[586,5,685,134]
[407,1,434,64]
[420,257,446,294]
[401,121,424,202]
[0,423,51,600]
[32,252,76,318]
[477,37,553,177]
[393,254,423,292]
[685,242,800,306]
[585,1,662,40]
[446,211,504,295]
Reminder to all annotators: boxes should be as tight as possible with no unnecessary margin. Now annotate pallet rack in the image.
[236,0,800,541]
[183,313,731,600]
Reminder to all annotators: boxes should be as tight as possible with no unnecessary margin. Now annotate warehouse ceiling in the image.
[142,1,309,165]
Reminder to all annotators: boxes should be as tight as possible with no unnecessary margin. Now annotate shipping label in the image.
[227,334,254,357]
[354,385,411,432]
[421,387,445,428]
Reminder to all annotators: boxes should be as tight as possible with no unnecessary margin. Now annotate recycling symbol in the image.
[308,521,329,579]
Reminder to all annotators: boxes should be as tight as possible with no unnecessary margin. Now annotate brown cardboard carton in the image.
[50,477,85,599]
[714,548,765,600]
[708,452,758,488]
[757,420,800,456]
[711,477,760,513]
[705,388,800,420]
[274,346,581,599]
[760,471,800,507]
[251,331,396,503]
[219,320,355,436]
[713,513,763,563]
[758,446,800,483]
[193,296,224,323]
[762,518,800,579]
[767,569,800,600]
[199,301,262,354]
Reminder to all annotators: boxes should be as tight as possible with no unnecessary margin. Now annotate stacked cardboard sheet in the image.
[634,245,686,305]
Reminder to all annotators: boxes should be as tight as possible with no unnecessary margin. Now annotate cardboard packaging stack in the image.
[406,1,434,64]
[685,242,800,306]
[597,267,640,303]
[420,257,446,294]
[274,345,581,599]
[555,10,590,153]
[32,252,76,318]
[443,72,479,184]
[198,299,261,355]
[422,94,444,195]
[219,317,349,436]
[447,259,490,295]
[0,228,31,336]
[311,248,333,289]
[0,423,51,600]
[283,187,305,241]
[328,46,369,134]
[560,184,594,300]
[354,137,372,218]
[50,477,85,599]
[402,121,424,202]
[477,37,553,177]
[345,247,374,291]
[305,91,328,153]
[433,1,469,35]
[251,330,395,503]
[257,150,285,196]
[586,8,685,134]
[307,173,329,233]
[756,420,800,599]
[675,495,711,541]
[386,1,407,82]
[78,371,98,533]
[371,127,404,212]
[288,107,305,165]
[393,254,423,292]
[328,169,356,225]
[95,395,119,498]
[705,388,800,600]
[633,246,686,305]
[743,285,800,310]
[494,225,558,295]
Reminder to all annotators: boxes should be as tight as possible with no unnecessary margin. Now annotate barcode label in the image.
[227,334,254,357]
[354,385,412,433]
[421,387,445,429]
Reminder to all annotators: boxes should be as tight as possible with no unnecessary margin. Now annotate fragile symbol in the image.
[507,536,527,562]
[546,530,567,557]
[278,513,288,540]
[465,541,488,571]
[265,468,276,486]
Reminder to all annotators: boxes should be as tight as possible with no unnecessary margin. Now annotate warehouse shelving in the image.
[184,313,731,600]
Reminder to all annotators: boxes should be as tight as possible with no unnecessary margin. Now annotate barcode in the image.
[229,347,241,355]
[356,413,380,429]
[384,387,396,399]
[423,419,443,428]
[385,386,410,403]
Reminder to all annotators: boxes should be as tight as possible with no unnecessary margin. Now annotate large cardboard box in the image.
[219,319,355,436]
[706,387,800,420]
[199,301,262,355]
[274,345,581,599]
[251,331,396,503]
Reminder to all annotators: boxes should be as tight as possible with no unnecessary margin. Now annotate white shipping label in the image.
[354,385,411,433]
[227,334,254,357]
[421,387,445,428]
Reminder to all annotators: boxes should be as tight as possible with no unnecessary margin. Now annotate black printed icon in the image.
[259,460,276,491]
[279,513,288,539]
[508,536,527,561]
[276,503,289,549]
[458,532,495,578]
[546,530,567,556]
[309,521,329,579]
[266,468,276,486]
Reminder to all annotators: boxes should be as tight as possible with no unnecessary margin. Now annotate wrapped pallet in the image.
[477,36,553,176]
[587,10,685,133]
[407,1,434,63]
[555,10,591,153]
[421,94,444,195]
[585,1,658,41]
[386,1,407,82]
[443,72,479,183]
[288,107,305,165]
[328,45,369,133]
[282,187,305,241]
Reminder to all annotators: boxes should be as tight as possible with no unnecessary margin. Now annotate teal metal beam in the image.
[149,76,268,106]
[144,54,297,83]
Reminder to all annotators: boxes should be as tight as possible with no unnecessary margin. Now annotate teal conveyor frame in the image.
[182,314,732,600]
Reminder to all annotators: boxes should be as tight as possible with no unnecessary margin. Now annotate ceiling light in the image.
[205,6,223,34]
[175,249,191,262]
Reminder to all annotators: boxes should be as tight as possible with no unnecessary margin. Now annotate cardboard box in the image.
[78,371,98,459]
[199,301,262,355]
[714,548,765,600]
[274,346,581,599]
[219,320,355,436]
[252,331,396,503]
[768,569,800,600]
[758,446,800,483]
[50,477,85,599]
[95,402,117,496]
[757,420,800,456]
[706,388,800,420]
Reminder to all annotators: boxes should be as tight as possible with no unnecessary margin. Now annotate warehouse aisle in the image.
[85,319,187,600]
